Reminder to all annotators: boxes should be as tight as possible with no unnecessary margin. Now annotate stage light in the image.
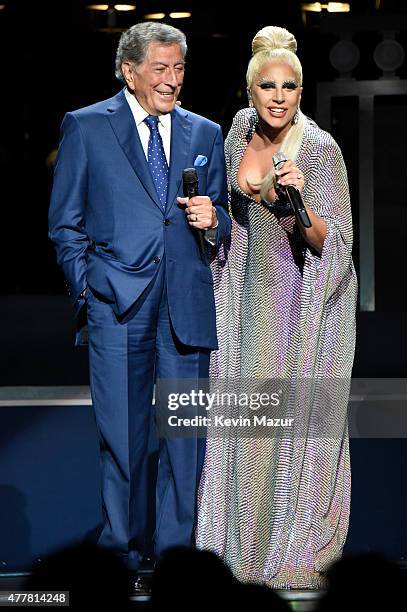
[329,39,360,73]
[86,2,137,32]
[169,12,192,19]
[301,2,350,11]
[302,2,322,11]
[144,13,166,19]
[327,2,350,11]
[87,3,136,9]
[374,39,405,74]
[114,4,136,10]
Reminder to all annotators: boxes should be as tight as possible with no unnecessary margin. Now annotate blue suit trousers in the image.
[87,260,209,569]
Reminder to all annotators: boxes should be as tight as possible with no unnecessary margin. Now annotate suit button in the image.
[164,219,170,226]
[153,256,161,264]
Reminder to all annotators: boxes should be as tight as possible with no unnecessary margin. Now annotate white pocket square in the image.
[194,155,208,167]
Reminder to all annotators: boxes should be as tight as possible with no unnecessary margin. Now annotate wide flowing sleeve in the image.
[296,128,357,378]
[301,131,357,306]
[209,110,252,378]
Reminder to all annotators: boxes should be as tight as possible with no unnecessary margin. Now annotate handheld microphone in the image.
[182,168,205,259]
[272,152,312,229]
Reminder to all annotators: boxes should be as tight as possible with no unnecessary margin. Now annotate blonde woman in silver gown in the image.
[196,26,357,589]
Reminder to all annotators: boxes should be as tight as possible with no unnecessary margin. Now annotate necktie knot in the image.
[144,115,159,131]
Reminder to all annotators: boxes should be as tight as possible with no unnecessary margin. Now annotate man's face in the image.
[122,42,185,115]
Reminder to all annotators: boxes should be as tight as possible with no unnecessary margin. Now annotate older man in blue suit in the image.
[49,22,230,573]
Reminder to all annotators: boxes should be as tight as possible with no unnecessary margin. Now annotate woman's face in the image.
[250,60,302,138]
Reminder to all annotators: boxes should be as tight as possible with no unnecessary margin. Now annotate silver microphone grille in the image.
[272,151,287,170]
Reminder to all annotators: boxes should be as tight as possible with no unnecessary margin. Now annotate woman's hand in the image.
[275,159,304,193]
[275,159,327,253]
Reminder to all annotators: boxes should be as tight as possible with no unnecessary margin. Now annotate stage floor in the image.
[0,573,323,610]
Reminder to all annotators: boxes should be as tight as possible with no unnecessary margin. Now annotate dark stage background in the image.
[1,0,407,570]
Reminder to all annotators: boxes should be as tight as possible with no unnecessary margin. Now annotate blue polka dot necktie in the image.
[144,115,168,209]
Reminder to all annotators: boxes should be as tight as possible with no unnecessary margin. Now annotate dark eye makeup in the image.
[257,80,298,90]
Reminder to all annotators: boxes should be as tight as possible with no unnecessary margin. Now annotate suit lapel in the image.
[166,106,192,215]
[106,90,163,212]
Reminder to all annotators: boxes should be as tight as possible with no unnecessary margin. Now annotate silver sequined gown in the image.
[196,108,357,589]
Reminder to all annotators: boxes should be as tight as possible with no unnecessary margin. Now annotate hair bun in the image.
[252,26,297,56]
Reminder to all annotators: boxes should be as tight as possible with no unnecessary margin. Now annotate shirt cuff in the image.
[204,226,218,246]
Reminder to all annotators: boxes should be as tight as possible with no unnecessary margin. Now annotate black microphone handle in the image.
[184,185,206,259]
[272,151,312,229]
[284,185,312,229]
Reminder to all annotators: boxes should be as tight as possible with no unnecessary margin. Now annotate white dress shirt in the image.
[124,87,218,242]
[124,87,171,164]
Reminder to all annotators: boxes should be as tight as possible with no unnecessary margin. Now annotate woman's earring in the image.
[292,108,299,125]
[247,90,253,107]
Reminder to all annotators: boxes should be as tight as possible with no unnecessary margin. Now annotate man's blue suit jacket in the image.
[49,89,230,350]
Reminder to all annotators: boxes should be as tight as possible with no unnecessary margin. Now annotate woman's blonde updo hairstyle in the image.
[245,26,306,203]
[246,26,303,89]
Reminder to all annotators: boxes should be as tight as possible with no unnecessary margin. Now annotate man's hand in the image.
[177,196,218,230]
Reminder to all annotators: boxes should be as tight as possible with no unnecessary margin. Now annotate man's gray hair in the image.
[115,22,187,82]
